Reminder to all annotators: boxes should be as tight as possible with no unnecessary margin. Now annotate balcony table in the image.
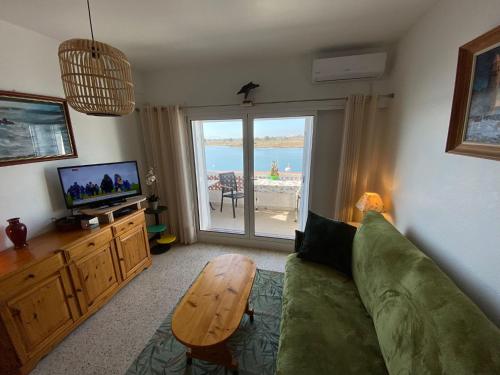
[253,178,302,221]
[253,178,301,193]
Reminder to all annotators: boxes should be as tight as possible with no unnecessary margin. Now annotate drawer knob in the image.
[26,273,35,279]
[88,242,95,247]
[67,294,73,299]
[128,222,134,226]
[119,258,124,261]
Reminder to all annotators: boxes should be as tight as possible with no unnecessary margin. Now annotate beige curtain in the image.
[139,105,197,244]
[334,94,379,222]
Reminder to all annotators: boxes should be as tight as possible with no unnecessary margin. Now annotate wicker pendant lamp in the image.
[58,0,135,116]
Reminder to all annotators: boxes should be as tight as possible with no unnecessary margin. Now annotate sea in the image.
[205,146,303,172]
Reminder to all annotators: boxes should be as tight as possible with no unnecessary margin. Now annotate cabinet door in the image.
[72,243,120,314]
[116,224,150,280]
[3,273,76,361]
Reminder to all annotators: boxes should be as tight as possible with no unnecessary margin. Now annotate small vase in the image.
[5,218,28,249]
[149,201,159,210]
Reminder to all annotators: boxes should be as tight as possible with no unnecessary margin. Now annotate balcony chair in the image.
[219,172,245,218]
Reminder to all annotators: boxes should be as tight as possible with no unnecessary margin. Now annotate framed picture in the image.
[446,25,500,161]
[0,90,77,166]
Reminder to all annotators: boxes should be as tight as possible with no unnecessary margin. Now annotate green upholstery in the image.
[353,212,500,374]
[277,212,500,374]
[276,254,387,375]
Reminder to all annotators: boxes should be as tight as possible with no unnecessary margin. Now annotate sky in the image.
[200,117,307,139]
[0,97,65,125]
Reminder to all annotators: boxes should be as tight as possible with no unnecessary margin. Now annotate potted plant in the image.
[145,167,160,209]
[269,161,280,180]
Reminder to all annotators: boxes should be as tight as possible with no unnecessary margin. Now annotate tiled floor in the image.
[208,202,298,239]
[31,243,288,375]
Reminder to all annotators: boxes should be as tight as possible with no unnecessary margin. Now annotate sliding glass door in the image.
[191,113,314,242]
[250,116,314,239]
[191,118,246,234]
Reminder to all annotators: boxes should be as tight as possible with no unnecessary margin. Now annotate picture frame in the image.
[446,25,500,161]
[0,90,77,167]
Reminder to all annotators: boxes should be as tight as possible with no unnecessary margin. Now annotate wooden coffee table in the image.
[171,254,256,373]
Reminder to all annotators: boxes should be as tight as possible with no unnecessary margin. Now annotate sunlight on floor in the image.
[207,203,298,238]
[269,212,289,221]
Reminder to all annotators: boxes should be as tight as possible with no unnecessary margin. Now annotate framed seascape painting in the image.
[0,91,77,166]
[446,26,500,161]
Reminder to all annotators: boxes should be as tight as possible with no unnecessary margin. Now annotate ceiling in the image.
[0,0,437,71]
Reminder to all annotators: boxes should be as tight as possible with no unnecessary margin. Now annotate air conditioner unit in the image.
[312,52,387,82]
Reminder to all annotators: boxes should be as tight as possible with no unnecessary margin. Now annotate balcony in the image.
[205,171,301,239]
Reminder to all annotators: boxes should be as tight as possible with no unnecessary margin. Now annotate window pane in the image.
[192,119,245,234]
[253,116,313,239]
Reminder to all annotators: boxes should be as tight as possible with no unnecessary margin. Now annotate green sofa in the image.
[277,212,500,374]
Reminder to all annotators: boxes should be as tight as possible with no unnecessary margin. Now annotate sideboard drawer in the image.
[0,253,65,300]
[112,212,145,236]
[65,228,113,260]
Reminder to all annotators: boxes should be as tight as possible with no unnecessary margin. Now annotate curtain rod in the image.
[135,93,394,111]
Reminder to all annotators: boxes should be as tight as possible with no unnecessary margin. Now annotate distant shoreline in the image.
[206,136,304,148]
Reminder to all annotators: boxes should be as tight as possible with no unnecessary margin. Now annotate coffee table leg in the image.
[186,349,193,366]
[245,301,254,323]
[188,343,238,370]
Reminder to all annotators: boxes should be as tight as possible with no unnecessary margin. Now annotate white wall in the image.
[382,0,500,324]
[143,55,390,105]
[144,56,391,218]
[0,21,146,250]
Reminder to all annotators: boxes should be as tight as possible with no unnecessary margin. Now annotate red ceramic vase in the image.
[5,218,28,249]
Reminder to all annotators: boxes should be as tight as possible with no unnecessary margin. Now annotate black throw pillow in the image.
[297,211,357,277]
[294,230,304,252]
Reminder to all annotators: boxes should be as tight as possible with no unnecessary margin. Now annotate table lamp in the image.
[355,192,384,214]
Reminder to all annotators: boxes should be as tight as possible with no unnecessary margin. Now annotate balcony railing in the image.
[207,171,302,210]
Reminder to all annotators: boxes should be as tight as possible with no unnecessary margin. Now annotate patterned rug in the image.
[126,269,284,375]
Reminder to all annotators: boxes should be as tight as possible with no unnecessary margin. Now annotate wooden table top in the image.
[0,209,145,281]
[172,254,256,348]
[0,227,99,282]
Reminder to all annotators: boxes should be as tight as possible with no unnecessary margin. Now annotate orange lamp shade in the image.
[355,192,384,213]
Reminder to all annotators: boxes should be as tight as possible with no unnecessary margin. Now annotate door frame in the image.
[188,113,251,244]
[187,106,319,251]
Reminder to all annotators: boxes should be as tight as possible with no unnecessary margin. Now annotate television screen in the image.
[58,161,142,208]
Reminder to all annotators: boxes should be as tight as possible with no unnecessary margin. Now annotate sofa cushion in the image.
[294,230,304,252]
[276,253,388,375]
[297,211,357,276]
[352,212,500,374]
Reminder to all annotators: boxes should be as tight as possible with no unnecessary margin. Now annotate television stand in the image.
[110,199,127,206]
[80,195,147,224]
[87,198,126,209]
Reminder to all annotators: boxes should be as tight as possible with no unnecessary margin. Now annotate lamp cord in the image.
[87,0,95,42]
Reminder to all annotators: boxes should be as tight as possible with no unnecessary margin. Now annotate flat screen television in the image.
[58,161,142,209]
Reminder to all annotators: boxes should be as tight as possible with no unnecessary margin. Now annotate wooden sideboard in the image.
[0,210,151,375]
